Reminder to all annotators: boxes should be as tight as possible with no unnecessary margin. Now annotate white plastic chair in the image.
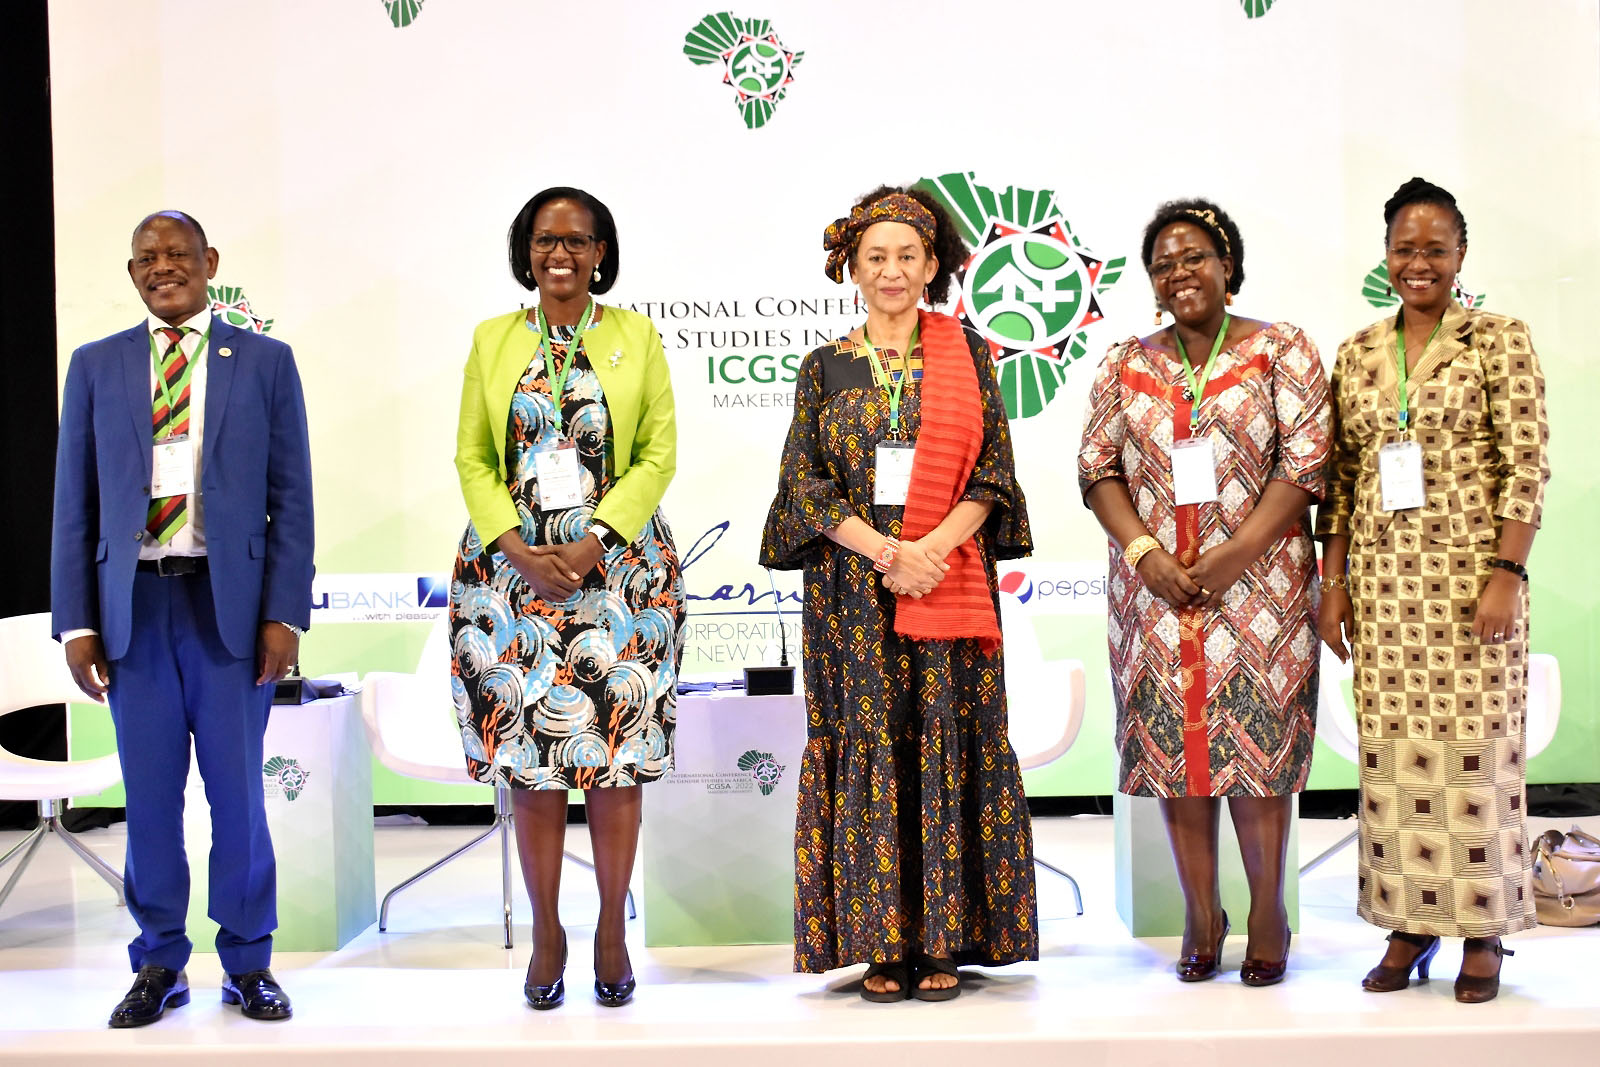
[1003,596,1086,914]
[1301,648,1563,874]
[360,621,633,949]
[0,613,125,914]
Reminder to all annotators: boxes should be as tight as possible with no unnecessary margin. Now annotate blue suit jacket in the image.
[51,319,315,661]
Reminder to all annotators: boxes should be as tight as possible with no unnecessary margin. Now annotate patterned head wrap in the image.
[1178,207,1231,258]
[822,193,937,283]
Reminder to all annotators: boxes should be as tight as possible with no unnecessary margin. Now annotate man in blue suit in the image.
[51,211,314,1027]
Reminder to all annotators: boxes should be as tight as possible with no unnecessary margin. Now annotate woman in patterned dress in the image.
[451,186,684,1010]
[1317,178,1549,1003]
[1078,199,1330,986]
[760,186,1037,1002]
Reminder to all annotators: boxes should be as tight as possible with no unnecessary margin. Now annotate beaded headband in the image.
[1179,207,1231,258]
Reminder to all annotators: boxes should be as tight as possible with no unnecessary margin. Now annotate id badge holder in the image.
[874,440,916,506]
[533,439,584,510]
[150,434,195,498]
[1171,437,1218,505]
[1379,439,1425,511]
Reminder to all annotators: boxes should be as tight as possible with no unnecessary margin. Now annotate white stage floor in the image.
[1,812,1597,1065]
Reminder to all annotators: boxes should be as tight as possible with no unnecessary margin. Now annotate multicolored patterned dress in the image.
[1317,305,1549,937]
[760,330,1038,974]
[1077,323,1330,798]
[450,322,685,790]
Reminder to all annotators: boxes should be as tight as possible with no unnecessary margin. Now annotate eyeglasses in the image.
[531,232,596,254]
[1387,245,1459,265]
[1148,250,1217,279]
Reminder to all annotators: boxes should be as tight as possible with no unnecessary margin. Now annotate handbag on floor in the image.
[1531,826,1600,927]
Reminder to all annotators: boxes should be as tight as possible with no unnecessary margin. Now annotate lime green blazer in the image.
[454,305,677,545]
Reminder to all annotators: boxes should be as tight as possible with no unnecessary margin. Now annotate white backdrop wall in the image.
[50,0,1600,800]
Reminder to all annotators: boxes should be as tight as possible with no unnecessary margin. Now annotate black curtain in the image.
[0,0,63,829]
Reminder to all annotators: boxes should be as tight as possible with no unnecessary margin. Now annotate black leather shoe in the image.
[109,965,190,1028]
[221,969,293,1021]
[524,931,568,1010]
[594,974,636,1008]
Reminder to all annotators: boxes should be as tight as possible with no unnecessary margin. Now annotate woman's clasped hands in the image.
[881,537,950,599]
[1135,539,1251,612]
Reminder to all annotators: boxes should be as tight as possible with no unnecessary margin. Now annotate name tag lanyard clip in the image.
[535,300,595,436]
[861,324,919,440]
[1172,313,1231,436]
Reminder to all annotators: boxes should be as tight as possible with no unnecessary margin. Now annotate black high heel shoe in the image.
[1176,911,1230,982]
[594,939,636,1008]
[1362,931,1440,992]
[524,931,568,1010]
[1455,937,1514,1004]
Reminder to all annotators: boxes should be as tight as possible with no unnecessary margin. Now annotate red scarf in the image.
[893,310,1002,652]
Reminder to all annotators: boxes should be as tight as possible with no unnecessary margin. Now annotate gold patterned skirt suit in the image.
[1317,304,1550,938]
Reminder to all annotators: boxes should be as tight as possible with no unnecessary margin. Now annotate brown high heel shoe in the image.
[1362,931,1440,992]
[1176,911,1230,982]
[1455,937,1514,1004]
[1240,925,1292,987]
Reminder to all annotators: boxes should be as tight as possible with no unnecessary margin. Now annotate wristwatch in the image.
[275,621,305,637]
[589,524,619,552]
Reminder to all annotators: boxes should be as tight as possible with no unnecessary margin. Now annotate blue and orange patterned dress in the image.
[450,323,685,789]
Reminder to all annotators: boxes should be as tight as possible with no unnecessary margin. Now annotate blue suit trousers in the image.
[107,569,276,974]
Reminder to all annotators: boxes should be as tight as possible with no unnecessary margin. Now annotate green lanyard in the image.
[1172,314,1230,434]
[147,324,211,438]
[1393,313,1442,434]
[860,323,919,435]
[534,301,594,434]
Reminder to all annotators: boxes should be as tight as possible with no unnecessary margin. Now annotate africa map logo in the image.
[1361,262,1487,311]
[684,12,803,129]
[737,749,785,796]
[916,171,1124,419]
[262,756,309,802]
[384,1,424,28]
[208,285,273,333]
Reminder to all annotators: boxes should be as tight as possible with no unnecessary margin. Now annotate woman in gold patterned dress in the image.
[1317,177,1550,1004]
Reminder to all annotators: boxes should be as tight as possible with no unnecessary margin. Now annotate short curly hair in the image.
[507,186,620,294]
[848,184,969,305]
[1140,198,1245,295]
[1383,176,1467,246]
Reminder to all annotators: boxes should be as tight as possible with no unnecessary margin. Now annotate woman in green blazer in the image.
[449,186,685,1011]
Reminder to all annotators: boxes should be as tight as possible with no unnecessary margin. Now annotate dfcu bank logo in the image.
[207,285,272,333]
[916,172,1124,419]
[683,12,803,129]
[311,574,449,623]
[1361,262,1486,310]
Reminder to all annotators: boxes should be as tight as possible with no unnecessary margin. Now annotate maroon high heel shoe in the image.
[1455,937,1514,1004]
[1176,911,1230,982]
[1240,925,1292,987]
[1362,931,1440,992]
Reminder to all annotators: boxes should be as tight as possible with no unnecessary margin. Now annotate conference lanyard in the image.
[1393,313,1442,434]
[1172,314,1231,434]
[535,301,595,434]
[860,323,919,436]
[147,325,211,438]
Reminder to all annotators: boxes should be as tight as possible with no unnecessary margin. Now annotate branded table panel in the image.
[183,691,376,953]
[642,689,807,947]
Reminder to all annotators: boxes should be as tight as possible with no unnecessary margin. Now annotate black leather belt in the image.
[136,556,209,577]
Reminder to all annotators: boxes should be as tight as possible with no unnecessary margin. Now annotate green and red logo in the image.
[384,0,424,28]
[684,12,803,129]
[916,171,1124,419]
[207,285,273,333]
[1361,262,1487,310]
[737,748,784,796]
[262,755,309,802]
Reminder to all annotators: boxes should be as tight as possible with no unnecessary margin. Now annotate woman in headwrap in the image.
[760,185,1037,1003]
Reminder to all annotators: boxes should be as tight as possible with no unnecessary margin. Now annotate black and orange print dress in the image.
[759,331,1038,973]
[450,324,685,790]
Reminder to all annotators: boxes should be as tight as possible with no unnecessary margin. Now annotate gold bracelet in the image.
[1123,534,1161,570]
[1319,573,1348,592]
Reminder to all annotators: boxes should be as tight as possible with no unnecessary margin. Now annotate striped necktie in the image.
[146,326,194,544]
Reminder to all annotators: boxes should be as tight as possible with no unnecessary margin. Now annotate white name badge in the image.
[533,440,584,510]
[150,435,195,498]
[874,441,917,506]
[1379,440,1426,512]
[1171,437,1218,505]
